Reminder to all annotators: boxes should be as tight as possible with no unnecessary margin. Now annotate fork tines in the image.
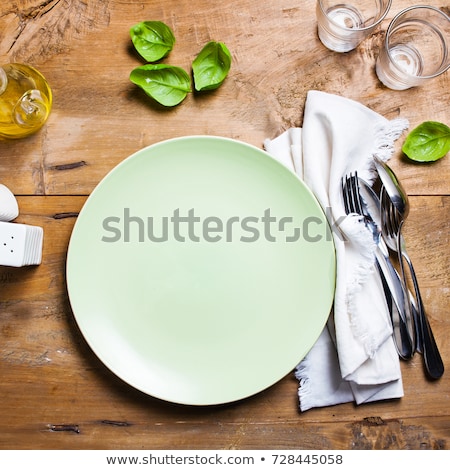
[342,171,363,216]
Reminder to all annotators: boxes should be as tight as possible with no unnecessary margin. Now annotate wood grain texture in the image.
[0,0,449,450]
[0,0,111,63]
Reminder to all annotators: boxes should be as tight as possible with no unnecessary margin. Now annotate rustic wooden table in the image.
[0,0,449,450]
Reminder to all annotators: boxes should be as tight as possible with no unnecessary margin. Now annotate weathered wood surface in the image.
[0,0,449,450]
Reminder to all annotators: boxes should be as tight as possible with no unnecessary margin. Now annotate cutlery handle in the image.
[409,296,422,354]
[375,253,414,360]
[397,236,444,379]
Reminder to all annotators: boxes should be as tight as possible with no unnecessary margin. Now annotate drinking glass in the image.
[376,6,450,90]
[316,0,392,52]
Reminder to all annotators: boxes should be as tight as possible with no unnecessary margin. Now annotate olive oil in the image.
[0,63,52,139]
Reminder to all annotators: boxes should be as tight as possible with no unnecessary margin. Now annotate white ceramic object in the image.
[0,220,43,266]
[0,184,19,221]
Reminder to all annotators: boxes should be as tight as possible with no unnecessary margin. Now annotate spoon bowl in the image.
[373,156,409,219]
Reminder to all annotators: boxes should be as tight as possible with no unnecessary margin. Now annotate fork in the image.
[380,186,444,379]
[380,187,423,353]
[341,172,414,360]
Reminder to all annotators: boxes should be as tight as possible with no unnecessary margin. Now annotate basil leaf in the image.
[130,64,191,107]
[192,41,231,91]
[130,21,175,62]
[402,121,450,162]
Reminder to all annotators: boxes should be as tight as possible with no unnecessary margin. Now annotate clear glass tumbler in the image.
[316,0,392,52]
[376,6,450,90]
[0,63,52,139]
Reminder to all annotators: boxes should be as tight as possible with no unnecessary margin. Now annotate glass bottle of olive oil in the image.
[0,63,52,139]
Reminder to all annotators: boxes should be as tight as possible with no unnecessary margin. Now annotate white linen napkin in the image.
[264,90,408,411]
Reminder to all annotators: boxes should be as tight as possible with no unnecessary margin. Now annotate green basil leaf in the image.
[402,121,450,162]
[130,21,175,62]
[130,64,191,107]
[192,41,231,91]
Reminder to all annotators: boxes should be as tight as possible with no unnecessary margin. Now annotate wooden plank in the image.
[0,0,449,451]
[1,1,448,195]
[0,195,448,449]
[1,408,449,450]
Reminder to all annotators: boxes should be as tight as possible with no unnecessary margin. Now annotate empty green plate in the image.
[66,136,335,405]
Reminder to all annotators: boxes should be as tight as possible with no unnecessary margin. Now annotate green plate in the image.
[66,136,335,405]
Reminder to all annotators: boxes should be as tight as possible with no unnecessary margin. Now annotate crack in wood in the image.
[53,212,79,219]
[49,161,87,171]
[101,419,132,427]
[362,416,386,426]
[3,0,110,62]
[19,0,62,21]
[48,424,80,433]
[5,0,62,52]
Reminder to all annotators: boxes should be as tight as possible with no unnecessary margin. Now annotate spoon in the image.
[374,157,444,379]
[358,178,414,360]
[373,156,409,218]
[381,187,444,379]
[373,156,421,352]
